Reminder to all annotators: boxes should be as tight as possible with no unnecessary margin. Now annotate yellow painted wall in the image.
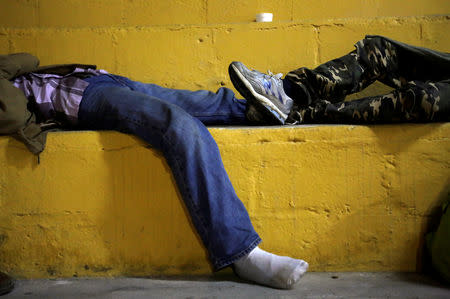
[0,124,449,278]
[1,0,449,26]
[0,0,449,278]
[0,1,449,93]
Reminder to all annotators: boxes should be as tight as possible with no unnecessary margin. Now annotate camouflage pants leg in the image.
[284,36,450,123]
[302,80,450,123]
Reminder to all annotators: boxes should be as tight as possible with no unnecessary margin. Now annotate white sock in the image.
[233,247,308,289]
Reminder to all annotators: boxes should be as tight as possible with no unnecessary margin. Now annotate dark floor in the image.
[4,272,450,299]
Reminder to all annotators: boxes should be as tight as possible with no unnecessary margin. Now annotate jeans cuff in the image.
[212,236,262,271]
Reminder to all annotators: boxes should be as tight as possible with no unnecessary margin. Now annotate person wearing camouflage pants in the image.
[229,35,450,125]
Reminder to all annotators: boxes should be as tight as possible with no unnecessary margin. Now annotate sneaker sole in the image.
[229,63,286,125]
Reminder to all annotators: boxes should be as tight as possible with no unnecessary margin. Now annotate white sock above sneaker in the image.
[233,246,309,289]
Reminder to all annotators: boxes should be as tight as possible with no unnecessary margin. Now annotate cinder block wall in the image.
[1,1,449,92]
[1,125,449,278]
[0,1,449,278]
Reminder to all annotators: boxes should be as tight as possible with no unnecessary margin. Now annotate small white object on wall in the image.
[255,13,273,22]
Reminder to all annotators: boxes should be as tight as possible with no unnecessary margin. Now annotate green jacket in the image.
[0,53,96,154]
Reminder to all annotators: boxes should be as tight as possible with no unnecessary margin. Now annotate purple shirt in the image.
[13,67,107,125]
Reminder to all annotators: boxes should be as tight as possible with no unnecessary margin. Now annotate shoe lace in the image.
[267,70,283,80]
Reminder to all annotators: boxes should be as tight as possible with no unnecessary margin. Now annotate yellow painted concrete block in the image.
[213,24,317,73]
[38,0,123,27]
[33,29,118,72]
[0,32,8,53]
[113,28,217,90]
[0,132,209,278]
[293,0,450,20]
[2,16,449,93]
[421,17,450,51]
[0,0,38,27]
[8,28,117,73]
[1,0,450,28]
[376,0,450,17]
[207,0,292,23]
[7,29,38,57]
[0,0,207,27]
[1,124,448,278]
[240,125,450,272]
[317,18,422,63]
[122,0,206,26]
[295,0,377,20]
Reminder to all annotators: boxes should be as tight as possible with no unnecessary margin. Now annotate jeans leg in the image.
[79,81,261,270]
[108,75,248,125]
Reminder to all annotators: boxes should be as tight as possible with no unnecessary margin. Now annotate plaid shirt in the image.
[13,67,107,125]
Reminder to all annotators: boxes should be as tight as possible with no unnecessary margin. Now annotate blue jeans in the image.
[79,74,261,270]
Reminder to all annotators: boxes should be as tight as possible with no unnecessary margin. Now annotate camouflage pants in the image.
[284,36,450,124]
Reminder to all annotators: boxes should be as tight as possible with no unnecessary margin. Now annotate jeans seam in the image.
[106,74,131,87]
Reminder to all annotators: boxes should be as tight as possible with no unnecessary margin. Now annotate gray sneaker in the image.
[229,61,293,124]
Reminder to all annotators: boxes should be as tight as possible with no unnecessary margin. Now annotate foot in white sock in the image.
[233,247,308,289]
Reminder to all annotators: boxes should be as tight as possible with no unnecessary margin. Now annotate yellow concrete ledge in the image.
[0,123,449,278]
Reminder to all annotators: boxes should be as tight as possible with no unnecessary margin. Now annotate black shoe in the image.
[0,272,14,296]
[246,104,268,124]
